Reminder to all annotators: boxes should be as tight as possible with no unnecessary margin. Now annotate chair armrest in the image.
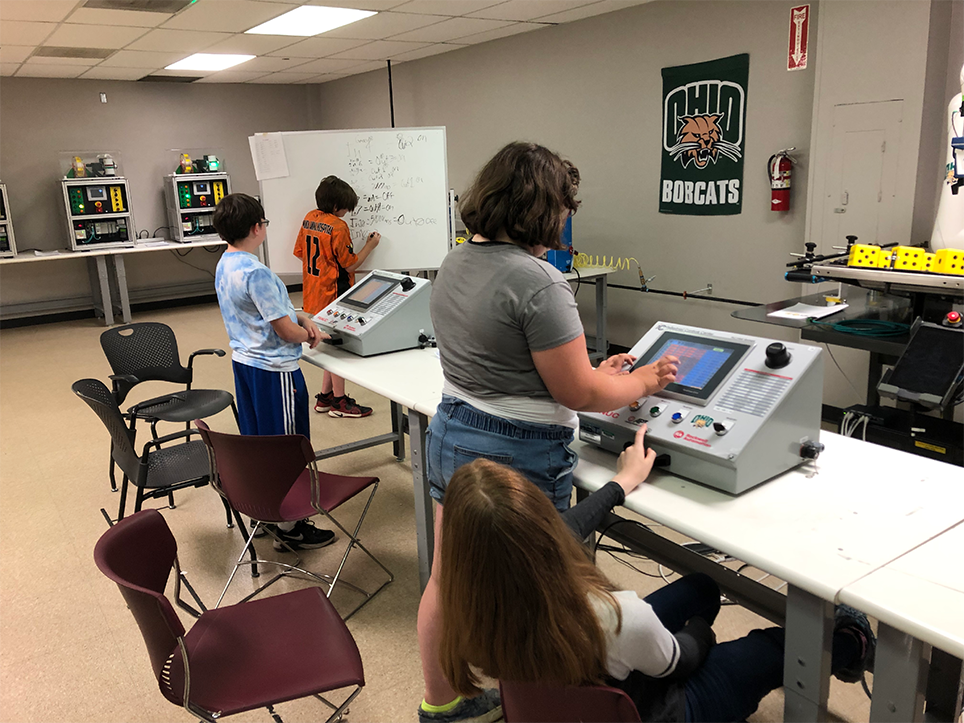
[109,374,140,402]
[187,348,226,371]
[128,392,184,418]
[142,427,200,453]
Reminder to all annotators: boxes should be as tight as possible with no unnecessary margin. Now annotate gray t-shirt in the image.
[431,241,584,399]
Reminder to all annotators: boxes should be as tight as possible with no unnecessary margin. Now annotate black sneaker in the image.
[272,519,336,551]
[417,689,502,723]
[833,604,876,683]
[328,394,373,418]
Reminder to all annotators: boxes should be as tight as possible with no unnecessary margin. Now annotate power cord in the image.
[169,249,215,279]
[808,318,909,337]
[823,344,865,404]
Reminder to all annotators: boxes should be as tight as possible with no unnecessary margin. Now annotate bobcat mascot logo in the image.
[668,113,742,169]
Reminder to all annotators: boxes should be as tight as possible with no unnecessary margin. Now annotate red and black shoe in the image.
[314,391,336,413]
[328,395,373,418]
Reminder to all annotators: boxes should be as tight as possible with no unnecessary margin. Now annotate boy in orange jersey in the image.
[294,175,381,418]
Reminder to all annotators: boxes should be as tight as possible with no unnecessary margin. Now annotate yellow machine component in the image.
[573,253,641,271]
[847,244,886,268]
[891,246,928,272]
[110,185,124,212]
[922,252,936,272]
[213,180,225,204]
[933,248,964,275]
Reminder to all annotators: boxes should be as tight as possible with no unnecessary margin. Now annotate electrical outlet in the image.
[100,92,108,103]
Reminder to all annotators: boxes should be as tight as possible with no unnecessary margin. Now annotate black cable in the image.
[608,283,759,307]
[571,264,581,300]
[169,249,215,279]
[808,318,909,337]
[387,60,395,128]
[153,226,172,238]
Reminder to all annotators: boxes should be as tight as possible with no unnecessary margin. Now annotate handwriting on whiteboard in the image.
[344,133,438,244]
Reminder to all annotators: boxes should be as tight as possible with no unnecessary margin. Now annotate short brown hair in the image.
[315,176,358,214]
[212,193,264,245]
[458,142,580,250]
[437,459,617,697]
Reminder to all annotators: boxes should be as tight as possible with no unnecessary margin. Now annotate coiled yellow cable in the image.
[573,253,641,272]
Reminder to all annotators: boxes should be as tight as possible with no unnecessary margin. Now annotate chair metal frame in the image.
[198,422,394,620]
[95,509,363,723]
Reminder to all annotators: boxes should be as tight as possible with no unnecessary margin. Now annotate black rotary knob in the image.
[765,342,792,369]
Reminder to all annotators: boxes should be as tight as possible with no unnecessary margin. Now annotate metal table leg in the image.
[869,623,929,722]
[783,585,833,722]
[925,649,963,722]
[392,400,406,461]
[408,408,434,591]
[592,275,608,362]
[111,254,132,324]
[87,256,113,326]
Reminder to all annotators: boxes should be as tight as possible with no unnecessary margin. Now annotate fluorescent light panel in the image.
[165,53,255,71]
[245,6,377,37]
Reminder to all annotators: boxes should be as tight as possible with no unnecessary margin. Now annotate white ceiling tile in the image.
[390,16,510,42]
[79,66,150,80]
[469,0,598,21]
[151,68,215,77]
[203,33,300,54]
[1,62,22,75]
[127,28,232,52]
[196,69,271,83]
[99,49,190,68]
[45,23,149,49]
[311,72,351,83]
[0,20,58,45]
[24,54,101,66]
[328,39,429,59]
[236,54,313,71]
[162,0,297,32]
[455,20,545,44]
[339,59,383,74]
[265,35,370,57]
[289,56,367,73]
[15,63,85,77]
[65,7,174,27]
[0,0,79,22]
[0,45,33,63]
[534,0,649,23]
[304,0,409,10]
[250,70,316,82]
[392,1,502,16]
[390,42,463,63]
[317,10,444,39]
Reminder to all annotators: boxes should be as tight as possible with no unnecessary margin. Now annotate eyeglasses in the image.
[260,219,271,227]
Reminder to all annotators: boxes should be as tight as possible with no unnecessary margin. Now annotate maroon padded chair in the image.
[94,509,365,723]
[195,420,394,619]
[500,680,642,723]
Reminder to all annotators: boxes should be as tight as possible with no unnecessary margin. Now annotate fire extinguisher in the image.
[768,148,796,212]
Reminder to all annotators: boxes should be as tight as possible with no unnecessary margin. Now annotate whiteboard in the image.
[250,127,449,280]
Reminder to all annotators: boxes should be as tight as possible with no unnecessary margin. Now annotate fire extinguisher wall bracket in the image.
[769,149,795,212]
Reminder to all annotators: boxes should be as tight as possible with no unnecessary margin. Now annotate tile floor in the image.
[0,300,873,722]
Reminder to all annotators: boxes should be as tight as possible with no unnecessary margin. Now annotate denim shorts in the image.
[426,395,578,511]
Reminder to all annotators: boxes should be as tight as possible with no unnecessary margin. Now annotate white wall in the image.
[311,0,819,355]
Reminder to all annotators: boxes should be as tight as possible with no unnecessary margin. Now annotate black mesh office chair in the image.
[72,378,237,528]
[100,322,239,493]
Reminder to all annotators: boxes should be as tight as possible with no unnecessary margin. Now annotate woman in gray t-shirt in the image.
[416,142,679,723]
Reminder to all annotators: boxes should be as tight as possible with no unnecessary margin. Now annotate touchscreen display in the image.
[634,332,751,401]
[342,276,397,309]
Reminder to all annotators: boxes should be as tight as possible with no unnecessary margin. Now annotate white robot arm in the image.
[931,64,964,252]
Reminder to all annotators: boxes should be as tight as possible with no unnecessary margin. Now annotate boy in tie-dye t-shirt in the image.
[212,193,336,551]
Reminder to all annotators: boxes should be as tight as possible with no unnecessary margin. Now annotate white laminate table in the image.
[573,436,964,722]
[839,521,964,722]
[561,266,612,361]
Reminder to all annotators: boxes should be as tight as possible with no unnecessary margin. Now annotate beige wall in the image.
[0,78,313,314]
[311,0,819,350]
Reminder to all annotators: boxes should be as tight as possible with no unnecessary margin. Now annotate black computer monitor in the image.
[878,320,964,409]
[341,274,398,310]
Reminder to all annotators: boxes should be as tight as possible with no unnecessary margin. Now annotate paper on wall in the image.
[249,133,289,181]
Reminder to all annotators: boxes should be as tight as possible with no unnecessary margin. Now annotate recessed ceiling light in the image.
[245,6,377,37]
[165,54,255,71]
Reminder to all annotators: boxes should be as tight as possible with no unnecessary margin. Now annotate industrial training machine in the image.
[0,182,16,258]
[60,152,136,251]
[579,322,824,494]
[163,152,230,243]
[312,270,433,357]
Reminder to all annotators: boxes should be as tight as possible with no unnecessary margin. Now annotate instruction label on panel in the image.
[659,53,748,216]
[787,5,810,71]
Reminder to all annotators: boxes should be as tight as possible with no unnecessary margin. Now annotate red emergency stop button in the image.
[946,311,962,327]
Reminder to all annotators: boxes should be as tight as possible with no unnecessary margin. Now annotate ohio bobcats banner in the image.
[660,53,748,216]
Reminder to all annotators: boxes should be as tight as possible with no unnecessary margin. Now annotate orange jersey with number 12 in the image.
[293,210,358,315]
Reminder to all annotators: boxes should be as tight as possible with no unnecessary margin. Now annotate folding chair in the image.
[100,322,238,493]
[500,680,641,723]
[72,378,233,528]
[196,420,394,619]
[94,509,364,723]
